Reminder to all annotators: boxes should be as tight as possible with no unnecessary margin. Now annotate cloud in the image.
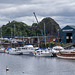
[0,0,75,28]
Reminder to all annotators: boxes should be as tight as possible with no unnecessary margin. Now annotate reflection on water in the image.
[0,53,75,75]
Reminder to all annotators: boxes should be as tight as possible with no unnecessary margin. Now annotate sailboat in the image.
[34,47,53,57]
[7,24,22,55]
[0,27,5,53]
[51,29,65,57]
[32,13,53,57]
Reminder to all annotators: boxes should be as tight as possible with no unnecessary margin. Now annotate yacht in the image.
[16,45,34,55]
[52,46,64,57]
[34,48,53,57]
[52,46,64,53]
[9,48,22,55]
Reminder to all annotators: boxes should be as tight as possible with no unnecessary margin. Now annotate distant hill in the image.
[1,17,61,37]
[32,17,61,35]
[1,20,36,37]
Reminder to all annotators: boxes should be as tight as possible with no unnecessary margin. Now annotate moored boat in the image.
[9,48,23,55]
[16,45,35,55]
[52,46,64,57]
[34,48,53,57]
[0,48,5,53]
[56,49,75,59]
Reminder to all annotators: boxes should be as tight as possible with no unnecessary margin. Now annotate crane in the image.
[33,12,51,48]
[33,12,45,47]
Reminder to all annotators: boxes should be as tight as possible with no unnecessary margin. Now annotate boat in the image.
[52,46,64,53]
[0,48,5,53]
[9,48,23,55]
[52,46,64,57]
[34,47,53,57]
[16,45,35,55]
[56,48,75,59]
[5,47,12,54]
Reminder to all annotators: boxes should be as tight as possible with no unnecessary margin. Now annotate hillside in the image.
[1,17,61,37]
[1,21,36,37]
[32,17,61,35]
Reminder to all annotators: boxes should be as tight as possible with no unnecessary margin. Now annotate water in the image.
[0,53,75,75]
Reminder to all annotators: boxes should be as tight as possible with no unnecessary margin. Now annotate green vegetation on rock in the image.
[0,17,61,37]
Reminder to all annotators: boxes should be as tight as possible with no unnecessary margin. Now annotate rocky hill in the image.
[32,17,61,35]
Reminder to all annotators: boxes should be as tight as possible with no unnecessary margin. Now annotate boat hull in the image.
[56,52,75,59]
[34,53,52,57]
[34,51,53,57]
[21,50,34,55]
[9,48,23,55]
[9,51,23,55]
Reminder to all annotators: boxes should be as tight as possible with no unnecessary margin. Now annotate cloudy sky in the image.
[0,0,75,28]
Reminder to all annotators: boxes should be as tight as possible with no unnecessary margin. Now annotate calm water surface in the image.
[0,53,75,75]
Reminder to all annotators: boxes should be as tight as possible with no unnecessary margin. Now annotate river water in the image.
[0,53,75,75]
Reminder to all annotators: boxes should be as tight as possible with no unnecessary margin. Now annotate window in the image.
[66,36,69,39]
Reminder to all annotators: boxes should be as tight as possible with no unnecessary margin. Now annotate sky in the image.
[0,0,75,28]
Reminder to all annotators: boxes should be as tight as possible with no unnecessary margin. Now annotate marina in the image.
[0,0,75,75]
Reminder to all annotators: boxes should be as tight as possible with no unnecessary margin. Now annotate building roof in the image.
[68,25,75,29]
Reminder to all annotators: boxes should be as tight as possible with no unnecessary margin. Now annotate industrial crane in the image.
[33,12,45,44]
[33,12,51,48]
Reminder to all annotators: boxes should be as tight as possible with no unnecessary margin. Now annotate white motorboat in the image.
[52,46,64,53]
[34,48,53,57]
[16,45,34,55]
[9,48,23,55]
[52,46,64,57]
[0,48,5,53]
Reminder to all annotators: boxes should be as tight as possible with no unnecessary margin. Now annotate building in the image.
[2,36,56,46]
[59,25,75,43]
[15,36,56,46]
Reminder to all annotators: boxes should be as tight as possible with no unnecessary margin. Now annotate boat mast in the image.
[11,23,12,47]
[1,27,2,38]
[14,24,15,38]
[14,24,16,47]
[44,23,46,47]
[58,29,60,46]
